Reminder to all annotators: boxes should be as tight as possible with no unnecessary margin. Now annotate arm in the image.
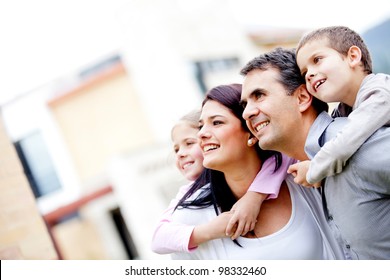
[247,153,295,198]
[307,90,390,184]
[287,160,322,187]
[189,212,234,246]
[225,154,295,239]
[151,184,196,254]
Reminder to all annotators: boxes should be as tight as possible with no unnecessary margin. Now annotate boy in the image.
[289,26,390,186]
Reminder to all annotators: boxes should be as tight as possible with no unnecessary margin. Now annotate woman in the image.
[170,84,344,259]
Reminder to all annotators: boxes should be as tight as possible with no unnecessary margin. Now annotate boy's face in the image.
[297,38,355,106]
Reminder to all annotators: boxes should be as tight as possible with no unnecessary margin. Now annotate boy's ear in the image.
[296,84,312,113]
[347,46,362,67]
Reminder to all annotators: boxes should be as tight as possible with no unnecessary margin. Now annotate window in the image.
[192,57,241,93]
[14,131,62,198]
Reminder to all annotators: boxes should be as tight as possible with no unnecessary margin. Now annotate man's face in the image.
[241,68,301,153]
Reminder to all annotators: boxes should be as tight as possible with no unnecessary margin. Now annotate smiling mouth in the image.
[314,79,326,90]
[203,144,219,152]
[182,162,194,169]
[254,121,269,132]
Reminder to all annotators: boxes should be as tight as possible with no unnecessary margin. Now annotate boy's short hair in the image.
[296,26,372,74]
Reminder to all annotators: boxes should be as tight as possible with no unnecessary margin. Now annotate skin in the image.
[172,121,204,181]
[188,99,291,246]
[296,38,365,107]
[198,100,261,198]
[241,68,315,161]
[171,115,265,249]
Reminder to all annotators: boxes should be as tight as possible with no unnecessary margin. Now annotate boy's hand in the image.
[225,191,266,240]
[287,161,321,188]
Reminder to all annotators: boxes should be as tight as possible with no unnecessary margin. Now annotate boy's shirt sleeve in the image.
[248,153,296,199]
[307,78,390,184]
[151,184,196,254]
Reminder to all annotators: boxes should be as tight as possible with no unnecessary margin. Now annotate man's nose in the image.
[243,102,258,120]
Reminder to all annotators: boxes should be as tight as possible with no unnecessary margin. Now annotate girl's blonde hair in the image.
[171,109,201,135]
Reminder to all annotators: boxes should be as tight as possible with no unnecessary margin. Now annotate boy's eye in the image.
[314,57,322,63]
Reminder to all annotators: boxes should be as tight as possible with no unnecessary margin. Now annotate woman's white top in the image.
[171,175,343,259]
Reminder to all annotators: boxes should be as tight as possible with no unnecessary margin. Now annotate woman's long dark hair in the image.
[175,84,282,216]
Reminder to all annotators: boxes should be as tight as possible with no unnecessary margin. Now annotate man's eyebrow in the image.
[251,88,266,96]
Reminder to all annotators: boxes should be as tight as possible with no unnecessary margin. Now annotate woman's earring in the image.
[247,138,254,146]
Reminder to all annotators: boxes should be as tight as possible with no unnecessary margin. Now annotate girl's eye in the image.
[213,120,223,125]
[186,141,196,147]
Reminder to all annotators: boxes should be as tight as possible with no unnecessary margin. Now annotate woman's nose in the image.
[197,125,210,139]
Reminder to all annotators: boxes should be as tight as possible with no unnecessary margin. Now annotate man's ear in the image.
[347,46,362,68]
[296,84,312,113]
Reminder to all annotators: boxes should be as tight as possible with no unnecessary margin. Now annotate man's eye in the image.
[255,92,264,99]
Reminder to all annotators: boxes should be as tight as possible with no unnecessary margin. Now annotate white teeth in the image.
[255,121,269,132]
[203,144,219,152]
[182,162,193,169]
[315,79,325,89]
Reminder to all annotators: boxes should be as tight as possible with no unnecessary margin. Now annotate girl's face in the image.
[172,121,204,181]
[198,100,251,173]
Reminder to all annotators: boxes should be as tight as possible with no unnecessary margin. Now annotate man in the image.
[240,47,390,260]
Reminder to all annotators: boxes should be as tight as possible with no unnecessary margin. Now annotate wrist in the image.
[190,223,214,247]
[248,191,268,202]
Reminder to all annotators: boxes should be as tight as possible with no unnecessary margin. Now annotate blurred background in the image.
[0,0,389,260]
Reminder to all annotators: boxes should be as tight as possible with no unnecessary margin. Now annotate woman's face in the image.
[198,100,250,172]
[172,121,204,181]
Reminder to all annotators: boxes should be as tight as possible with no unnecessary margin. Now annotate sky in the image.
[0,0,389,105]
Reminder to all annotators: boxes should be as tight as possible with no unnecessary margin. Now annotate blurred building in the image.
[0,0,305,260]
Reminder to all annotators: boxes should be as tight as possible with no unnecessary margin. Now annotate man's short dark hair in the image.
[240,47,329,114]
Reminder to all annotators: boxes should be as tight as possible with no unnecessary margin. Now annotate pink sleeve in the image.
[248,154,296,199]
[151,184,197,254]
